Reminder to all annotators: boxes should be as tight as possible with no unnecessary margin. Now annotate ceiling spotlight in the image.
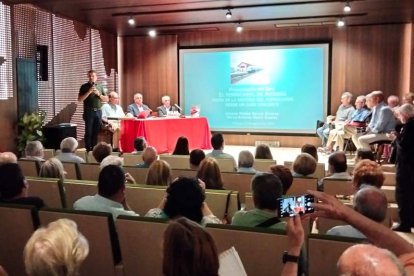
[343,1,351,13]
[128,17,135,26]
[236,24,243,33]
[225,9,232,20]
[148,29,157,37]
[336,18,345,27]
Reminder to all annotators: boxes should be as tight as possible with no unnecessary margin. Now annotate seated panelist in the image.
[101,91,125,149]
[156,95,178,117]
[127,93,151,118]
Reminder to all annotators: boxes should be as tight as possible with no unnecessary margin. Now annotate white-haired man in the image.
[101,91,125,150]
[156,95,177,117]
[126,93,151,117]
[55,137,85,163]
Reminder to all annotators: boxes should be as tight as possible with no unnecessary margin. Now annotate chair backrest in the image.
[381,164,396,173]
[38,209,120,276]
[253,159,276,172]
[308,234,361,276]
[18,159,40,177]
[75,149,88,162]
[123,153,143,166]
[171,168,197,179]
[159,155,190,169]
[26,177,66,208]
[43,148,55,159]
[64,181,97,208]
[62,162,80,180]
[215,158,236,172]
[244,192,254,210]
[383,172,396,186]
[0,204,38,276]
[286,177,318,196]
[381,186,396,203]
[125,185,167,215]
[323,178,353,197]
[206,224,288,276]
[116,216,168,276]
[78,163,101,181]
[222,172,254,203]
[87,151,99,164]
[123,166,148,184]
[204,190,240,222]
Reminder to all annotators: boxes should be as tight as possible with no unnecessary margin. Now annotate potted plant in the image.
[17,111,46,154]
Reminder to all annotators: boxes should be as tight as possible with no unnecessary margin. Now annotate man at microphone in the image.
[78,70,108,151]
[156,95,178,117]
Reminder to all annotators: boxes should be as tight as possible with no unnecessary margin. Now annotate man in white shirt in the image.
[101,91,125,150]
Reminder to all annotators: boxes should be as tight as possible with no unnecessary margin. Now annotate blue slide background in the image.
[180,44,328,134]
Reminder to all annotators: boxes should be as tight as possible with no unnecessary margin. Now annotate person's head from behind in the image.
[60,137,78,153]
[356,149,375,162]
[25,141,44,159]
[142,146,157,166]
[100,155,123,170]
[24,218,89,276]
[0,152,17,164]
[337,244,405,276]
[39,158,65,180]
[270,165,293,195]
[98,165,126,202]
[92,142,112,163]
[251,173,283,211]
[146,160,172,186]
[352,160,384,190]
[134,137,147,152]
[163,177,205,223]
[238,150,254,168]
[387,95,400,108]
[196,157,224,189]
[189,149,205,170]
[353,186,388,223]
[163,217,219,276]
[172,136,190,155]
[301,144,318,162]
[293,153,317,176]
[211,133,224,150]
[255,144,273,159]
[0,163,27,200]
[328,151,347,174]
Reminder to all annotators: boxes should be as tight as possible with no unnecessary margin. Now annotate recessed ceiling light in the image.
[236,25,243,33]
[226,9,232,20]
[148,29,157,37]
[336,18,345,27]
[343,2,351,13]
[128,17,135,26]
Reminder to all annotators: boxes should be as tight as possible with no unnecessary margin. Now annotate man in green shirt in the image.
[78,70,108,151]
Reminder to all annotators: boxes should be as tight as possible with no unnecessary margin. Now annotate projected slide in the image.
[179,44,329,134]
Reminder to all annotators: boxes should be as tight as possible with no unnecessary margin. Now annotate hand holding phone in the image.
[277,194,315,218]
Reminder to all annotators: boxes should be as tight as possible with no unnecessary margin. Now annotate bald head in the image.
[338,244,405,276]
[353,186,388,223]
[0,152,18,164]
[142,146,157,165]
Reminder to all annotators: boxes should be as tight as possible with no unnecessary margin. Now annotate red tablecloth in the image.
[120,117,212,153]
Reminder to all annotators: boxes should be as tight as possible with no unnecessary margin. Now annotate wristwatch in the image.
[282,251,299,263]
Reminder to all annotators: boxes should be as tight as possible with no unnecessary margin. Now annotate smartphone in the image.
[277,194,315,218]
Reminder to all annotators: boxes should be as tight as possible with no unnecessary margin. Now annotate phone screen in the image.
[278,194,315,218]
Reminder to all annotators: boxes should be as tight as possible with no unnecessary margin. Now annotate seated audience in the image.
[326,186,388,238]
[145,177,221,226]
[136,146,157,168]
[73,165,139,220]
[352,159,384,190]
[163,217,219,276]
[133,137,147,154]
[196,157,224,189]
[100,155,135,184]
[255,144,273,159]
[232,173,284,229]
[101,91,125,150]
[318,151,351,191]
[387,95,400,109]
[22,141,44,161]
[237,150,256,173]
[24,219,89,276]
[355,148,376,162]
[301,144,318,162]
[0,152,17,164]
[206,133,236,170]
[92,142,112,163]
[270,165,293,194]
[126,93,151,117]
[156,95,177,117]
[189,149,205,170]
[55,137,85,163]
[0,163,45,209]
[39,158,65,180]
[292,153,317,177]
[145,160,172,186]
[172,136,190,155]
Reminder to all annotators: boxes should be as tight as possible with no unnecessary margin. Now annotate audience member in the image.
[0,163,45,209]
[145,177,221,226]
[189,149,205,170]
[196,157,224,189]
[100,155,135,184]
[352,159,384,190]
[172,136,190,155]
[403,92,414,104]
[292,153,317,177]
[74,165,139,220]
[317,151,351,191]
[301,144,318,162]
[270,165,293,194]
[206,133,236,170]
[22,141,45,161]
[255,144,273,159]
[136,146,157,168]
[156,95,177,117]
[326,186,388,238]
[133,137,147,154]
[232,173,284,229]
[387,95,400,109]
[55,137,85,163]
[92,142,112,163]
[0,152,17,164]
[39,158,65,180]
[24,218,89,276]
[237,150,256,173]
[101,91,125,150]
[145,160,172,186]
[355,148,376,162]
[126,93,151,117]
[163,217,219,276]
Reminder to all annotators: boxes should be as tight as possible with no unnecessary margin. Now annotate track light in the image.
[128,17,135,26]
[236,24,243,33]
[225,9,232,20]
[343,1,351,13]
[148,29,157,37]
[336,18,345,27]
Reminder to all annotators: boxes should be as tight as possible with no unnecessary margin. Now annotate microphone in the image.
[174,104,182,111]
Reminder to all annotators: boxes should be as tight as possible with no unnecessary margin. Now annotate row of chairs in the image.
[0,203,363,276]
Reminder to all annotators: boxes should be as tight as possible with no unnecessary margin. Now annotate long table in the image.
[120,117,212,153]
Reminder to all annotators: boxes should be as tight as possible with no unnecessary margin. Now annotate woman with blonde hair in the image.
[196,157,224,189]
[39,158,65,180]
[145,160,172,186]
[352,159,384,191]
